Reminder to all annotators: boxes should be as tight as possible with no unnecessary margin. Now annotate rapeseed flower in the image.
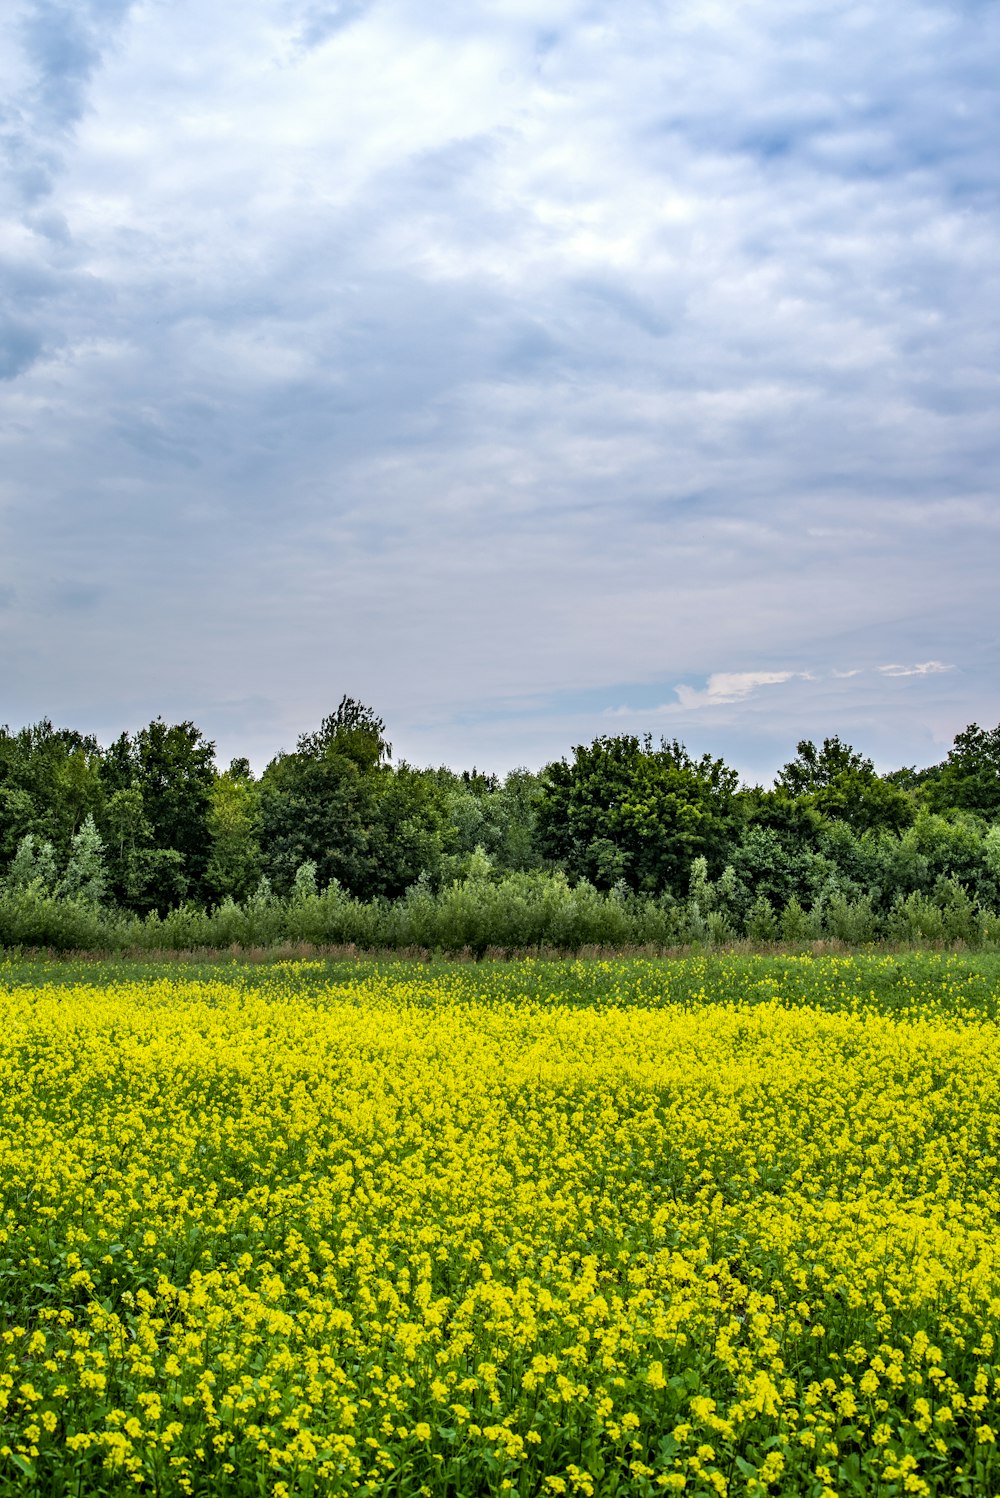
[0,954,998,1494]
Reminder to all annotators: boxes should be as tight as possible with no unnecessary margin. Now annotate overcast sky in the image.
[1,0,997,780]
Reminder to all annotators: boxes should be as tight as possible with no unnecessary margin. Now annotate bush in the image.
[745,894,778,942]
[780,897,820,943]
[0,888,133,951]
[4,859,1000,958]
[822,892,879,944]
[886,891,946,944]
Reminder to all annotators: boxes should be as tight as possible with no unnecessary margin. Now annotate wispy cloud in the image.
[878,661,953,678]
[604,670,800,717]
[604,661,963,729]
[673,671,797,710]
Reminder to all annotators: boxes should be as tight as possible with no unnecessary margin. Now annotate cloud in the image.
[293,0,374,51]
[2,1,137,201]
[21,0,134,115]
[605,661,960,720]
[673,671,798,710]
[0,0,996,776]
[0,315,44,379]
[604,670,801,717]
[878,661,953,677]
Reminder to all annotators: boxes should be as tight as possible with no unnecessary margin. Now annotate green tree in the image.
[205,761,262,902]
[259,699,391,896]
[260,701,457,899]
[365,764,452,897]
[260,746,375,896]
[100,788,153,907]
[98,783,192,915]
[0,720,104,866]
[775,736,914,834]
[296,697,391,770]
[58,814,107,905]
[0,786,38,867]
[101,720,216,907]
[436,767,543,881]
[927,722,1000,819]
[3,832,58,892]
[536,734,740,896]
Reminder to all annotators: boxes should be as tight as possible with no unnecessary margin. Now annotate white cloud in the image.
[878,661,953,677]
[673,671,797,709]
[606,670,799,716]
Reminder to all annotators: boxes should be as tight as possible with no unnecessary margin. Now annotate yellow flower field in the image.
[1,954,999,1495]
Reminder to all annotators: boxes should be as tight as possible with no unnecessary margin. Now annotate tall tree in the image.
[0,720,104,867]
[58,815,108,905]
[259,699,391,896]
[98,720,216,908]
[927,722,1000,820]
[297,697,391,769]
[536,734,740,896]
[98,787,188,913]
[205,760,262,902]
[775,736,914,834]
[133,719,216,897]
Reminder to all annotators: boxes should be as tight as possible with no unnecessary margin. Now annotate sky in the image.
[1,0,998,781]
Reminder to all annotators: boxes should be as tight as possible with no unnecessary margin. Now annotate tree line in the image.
[2,698,1000,951]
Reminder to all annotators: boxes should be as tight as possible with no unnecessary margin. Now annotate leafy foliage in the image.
[2,705,1000,948]
[536,734,739,895]
[776,735,915,833]
[928,722,1000,819]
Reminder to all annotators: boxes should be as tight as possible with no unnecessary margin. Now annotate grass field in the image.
[1,952,1000,1496]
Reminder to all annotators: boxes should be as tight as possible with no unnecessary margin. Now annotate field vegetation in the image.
[2,952,1000,1495]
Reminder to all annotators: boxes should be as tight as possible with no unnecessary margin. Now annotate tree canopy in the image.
[2,706,1000,938]
[536,734,740,895]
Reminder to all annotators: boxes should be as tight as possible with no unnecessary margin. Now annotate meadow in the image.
[1,952,1000,1496]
